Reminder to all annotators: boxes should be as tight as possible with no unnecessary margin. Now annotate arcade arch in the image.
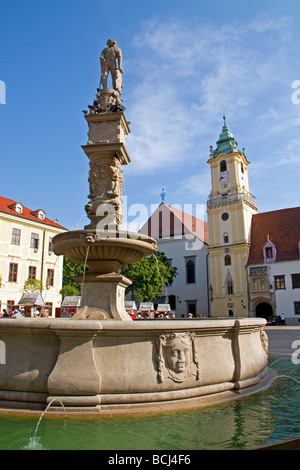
[255,301,273,320]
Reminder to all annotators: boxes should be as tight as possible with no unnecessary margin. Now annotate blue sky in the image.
[0,0,300,230]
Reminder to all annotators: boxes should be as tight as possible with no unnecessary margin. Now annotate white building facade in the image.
[247,207,300,324]
[0,197,67,315]
[139,203,210,317]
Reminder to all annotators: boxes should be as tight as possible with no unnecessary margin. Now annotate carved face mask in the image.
[166,337,191,373]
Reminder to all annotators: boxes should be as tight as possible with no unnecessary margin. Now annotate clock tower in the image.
[207,117,257,317]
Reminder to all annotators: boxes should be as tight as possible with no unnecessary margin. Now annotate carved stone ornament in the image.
[249,266,268,276]
[87,91,126,115]
[156,332,200,383]
[85,156,124,226]
[260,330,269,357]
[81,232,99,244]
[88,157,123,201]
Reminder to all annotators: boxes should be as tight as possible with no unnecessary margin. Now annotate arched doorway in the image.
[255,302,273,320]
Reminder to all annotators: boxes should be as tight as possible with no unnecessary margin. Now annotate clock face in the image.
[219,171,230,184]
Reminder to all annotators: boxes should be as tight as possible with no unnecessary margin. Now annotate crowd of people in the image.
[0,307,49,318]
[128,310,176,319]
[1,306,205,320]
[127,310,204,319]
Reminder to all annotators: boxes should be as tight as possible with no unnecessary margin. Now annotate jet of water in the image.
[26,398,68,449]
[268,374,300,386]
[81,246,90,293]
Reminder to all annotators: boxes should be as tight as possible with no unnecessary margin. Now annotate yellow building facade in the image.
[0,197,67,315]
[207,118,257,317]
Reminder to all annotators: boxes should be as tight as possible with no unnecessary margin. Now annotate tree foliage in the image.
[62,256,87,290]
[120,252,177,302]
[23,278,43,293]
[60,284,80,299]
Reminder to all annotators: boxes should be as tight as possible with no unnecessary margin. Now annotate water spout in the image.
[81,245,90,293]
[26,398,67,449]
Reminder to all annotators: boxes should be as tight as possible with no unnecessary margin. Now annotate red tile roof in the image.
[139,202,209,244]
[248,206,300,264]
[0,196,66,230]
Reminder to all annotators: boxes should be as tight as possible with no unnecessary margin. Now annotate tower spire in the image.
[211,116,241,158]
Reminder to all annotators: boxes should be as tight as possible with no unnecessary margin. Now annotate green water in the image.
[0,357,299,450]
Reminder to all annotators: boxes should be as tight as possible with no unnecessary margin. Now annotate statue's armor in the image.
[100,46,122,90]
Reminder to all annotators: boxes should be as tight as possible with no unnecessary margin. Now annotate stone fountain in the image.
[53,38,157,322]
[0,40,274,416]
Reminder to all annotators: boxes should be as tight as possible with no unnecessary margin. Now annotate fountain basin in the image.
[53,229,157,271]
[52,229,158,321]
[0,317,271,416]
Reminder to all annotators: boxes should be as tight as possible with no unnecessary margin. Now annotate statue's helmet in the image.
[107,39,117,47]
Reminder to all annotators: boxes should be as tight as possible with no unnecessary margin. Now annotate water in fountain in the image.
[24,398,67,450]
[4,358,299,450]
[268,374,300,387]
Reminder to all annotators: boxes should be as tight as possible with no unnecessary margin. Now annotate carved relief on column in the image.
[85,155,124,227]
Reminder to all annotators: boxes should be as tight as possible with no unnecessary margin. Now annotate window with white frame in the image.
[30,233,39,249]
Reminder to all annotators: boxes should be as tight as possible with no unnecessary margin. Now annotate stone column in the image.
[83,89,130,232]
[53,65,157,321]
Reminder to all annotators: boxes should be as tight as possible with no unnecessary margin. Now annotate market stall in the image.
[125,300,137,318]
[155,303,173,318]
[138,302,155,318]
[56,296,81,318]
[16,293,46,317]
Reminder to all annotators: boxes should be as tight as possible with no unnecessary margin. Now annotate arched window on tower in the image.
[224,232,229,243]
[225,272,234,295]
[220,160,227,172]
[225,255,231,266]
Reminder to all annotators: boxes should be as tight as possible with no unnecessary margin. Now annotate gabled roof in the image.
[0,196,66,230]
[17,293,45,307]
[139,202,209,244]
[62,296,82,306]
[248,206,300,264]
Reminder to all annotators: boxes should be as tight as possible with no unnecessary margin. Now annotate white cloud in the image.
[127,85,198,172]
[247,15,290,34]
[124,14,298,183]
[252,138,300,173]
[177,171,211,198]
